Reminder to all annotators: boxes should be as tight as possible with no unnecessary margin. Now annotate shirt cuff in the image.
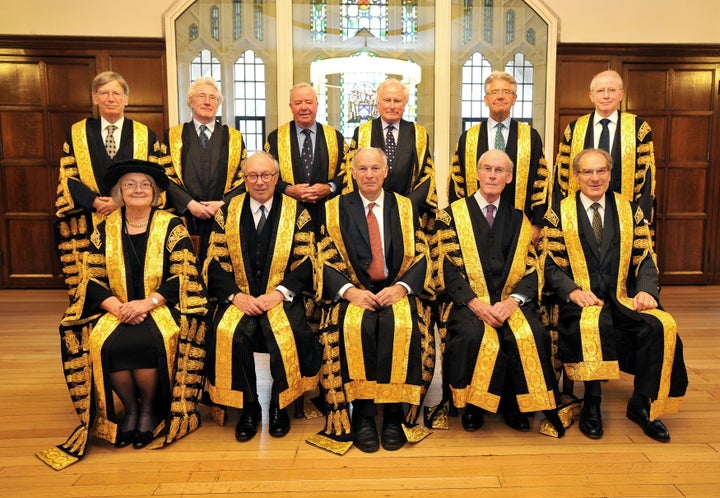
[397,281,413,295]
[276,285,295,302]
[338,283,354,299]
[509,293,528,305]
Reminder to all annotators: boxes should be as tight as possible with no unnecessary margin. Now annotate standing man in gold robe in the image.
[55,71,163,298]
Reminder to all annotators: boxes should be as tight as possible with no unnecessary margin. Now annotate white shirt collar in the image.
[101,116,124,131]
[579,192,606,211]
[296,122,317,135]
[194,118,215,135]
[359,190,385,211]
[594,109,618,126]
[473,190,499,212]
[380,118,399,131]
[487,116,512,130]
[249,196,274,215]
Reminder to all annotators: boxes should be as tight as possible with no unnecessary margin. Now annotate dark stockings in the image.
[111,368,159,433]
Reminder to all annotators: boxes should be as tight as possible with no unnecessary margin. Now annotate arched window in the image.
[402,1,418,43]
[461,52,493,129]
[211,5,220,41]
[311,0,327,42]
[505,9,515,44]
[483,0,493,43]
[504,52,533,121]
[233,50,266,153]
[233,0,242,40]
[190,49,221,83]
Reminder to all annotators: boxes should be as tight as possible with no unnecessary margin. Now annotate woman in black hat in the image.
[38,160,208,470]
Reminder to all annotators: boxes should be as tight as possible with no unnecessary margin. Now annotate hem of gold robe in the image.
[450,385,501,413]
[563,361,620,381]
[345,380,421,405]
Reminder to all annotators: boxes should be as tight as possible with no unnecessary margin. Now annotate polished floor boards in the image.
[0,287,718,497]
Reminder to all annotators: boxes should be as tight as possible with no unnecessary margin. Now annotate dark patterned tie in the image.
[494,122,505,151]
[199,124,209,148]
[105,124,117,158]
[366,202,385,282]
[590,202,603,245]
[257,205,267,234]
[598,118,610,152]
[385,125,397,170]
[485,203,495,228]
[301,128,313,181]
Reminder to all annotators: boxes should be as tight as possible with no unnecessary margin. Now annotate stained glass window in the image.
[233,50,266,152]
[211,5,220,41]
[402,1,418,43]
[483,0,493,43]
[311,0,327,42]
[233,0,242,40]
[463,0,473,45]
[505,52,534,120]
[505,9,515,44]
[341,0,388,41]
[461,52,493,129]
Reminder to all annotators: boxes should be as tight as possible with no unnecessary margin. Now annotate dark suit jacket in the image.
[322,190,427,297]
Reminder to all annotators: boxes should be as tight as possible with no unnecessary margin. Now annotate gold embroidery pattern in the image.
[514,122,531,211]
[225,128,246,193]
[225,194,251,294]
[342,304,366,382]
[322,124,340,178]
[619,113,637,202]
[277,122,295,184]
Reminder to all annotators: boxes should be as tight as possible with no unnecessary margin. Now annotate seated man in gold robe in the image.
[543,148,687,442]
[432,149,564,437]
[203,151,321,442]
[311,147,434,454]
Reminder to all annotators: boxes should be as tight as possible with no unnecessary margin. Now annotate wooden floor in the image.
[0,287,718,497]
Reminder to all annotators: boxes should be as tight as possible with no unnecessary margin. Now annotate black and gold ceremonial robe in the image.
[543,192,687,421]
[552,111,656,227]
[37,209,208,470]
[447,120,550,226]
[55,117,162,298]
[342,118,437,231]
[309,191,435,453]
[203,193,320,411]
[264,120,347,199]
[434,197,558,414]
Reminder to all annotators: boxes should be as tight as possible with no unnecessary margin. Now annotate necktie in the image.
[257,205,267,234]
[105,124,117,158]
[199,124,209,148]
[598,118,610,152]
[494,123,505,151]
[590,202,603,246]
[366,202,385,282]
[485,203,495,228]
[385,125,397,170]
[301,128,313,181]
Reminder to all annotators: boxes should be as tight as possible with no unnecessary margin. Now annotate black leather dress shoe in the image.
[503,410,531,432]
[115,430,135,448]
[235,403,261,442]
[132,430,154,449]
[461,405,484,432]
[353,415,379,453]
[579,396,603,439]
[381,413,407,451]
[626,403,670,442]
[269,405,291,438]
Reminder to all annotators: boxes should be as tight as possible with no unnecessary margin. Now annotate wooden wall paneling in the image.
[0,36,167,290]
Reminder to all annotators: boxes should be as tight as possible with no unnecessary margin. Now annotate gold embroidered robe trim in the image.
[560,194,621,381]
[449,199,553,411]
[460,122,531,212]
[209,194,316,409]
[167,124,245,194]
[277,123,340,184]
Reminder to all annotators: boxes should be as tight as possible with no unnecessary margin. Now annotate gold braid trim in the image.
[277,122,295,184]
[514,122,531,211]
[225,194,251,293]
[462,123,482,198]
[619,112,638,202]
[568,114,591,196]
[167,124,186,189]
[322,124,340,178]
[225,128,246,194]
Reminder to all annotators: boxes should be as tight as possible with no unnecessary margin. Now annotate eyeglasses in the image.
[95,90,125,99]
[486,89,515,96]
[121,181,154,191]
[479,165,509,175]
[577,168,610,177]
[592,87,620,96]
[244,172,277,183]
[193,93,219,102]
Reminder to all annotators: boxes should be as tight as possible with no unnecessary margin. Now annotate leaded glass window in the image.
[463,0,473,45]
[254,1,264,41]
[505,52,533,120]
[505,9,515,44]
[211,5,220,41]
[233,50,266,152]
[190,23,198,41]
[341,0,388,41]
[233,0,242,40]
[483,0,493,43]
[190,49,222,82]
[402,1,418,43]
[311,1,327,42]
[461,52,493,129]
